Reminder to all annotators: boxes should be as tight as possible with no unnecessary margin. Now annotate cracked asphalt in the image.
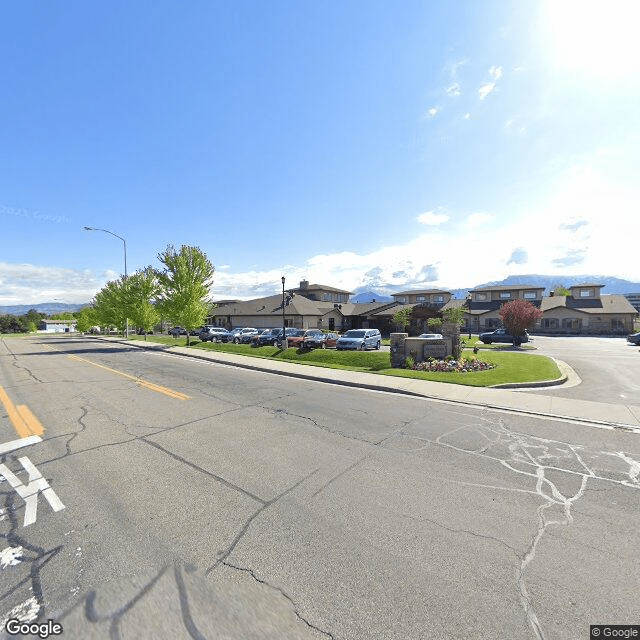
[1,335,639,639]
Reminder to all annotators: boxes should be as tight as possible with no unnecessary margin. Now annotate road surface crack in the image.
[221,560,335,639]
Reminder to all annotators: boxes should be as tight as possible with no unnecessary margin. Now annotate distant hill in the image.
[349,291,394,303]
[0,302,89,316]
[449,275,640,299]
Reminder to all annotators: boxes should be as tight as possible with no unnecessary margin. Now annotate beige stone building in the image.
[538,284,637,334]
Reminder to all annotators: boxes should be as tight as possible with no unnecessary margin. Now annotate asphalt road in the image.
[1,335,639,640]
[523,336,640,403]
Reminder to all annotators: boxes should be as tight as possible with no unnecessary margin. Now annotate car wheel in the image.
[321,342,326,349]
[234,338,239,344]
[359,342,365,350]
[376,341,380,350]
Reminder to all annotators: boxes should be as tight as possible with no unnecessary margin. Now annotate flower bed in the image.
[411,357,496,373]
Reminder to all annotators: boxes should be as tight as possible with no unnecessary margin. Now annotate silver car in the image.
[336,329,381,351]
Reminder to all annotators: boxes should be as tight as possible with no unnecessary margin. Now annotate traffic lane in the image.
[524,336,640,402]
[2,336,640,639]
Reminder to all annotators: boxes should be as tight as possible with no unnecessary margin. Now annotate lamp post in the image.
[281,276,287,349]
[84,226,129,338]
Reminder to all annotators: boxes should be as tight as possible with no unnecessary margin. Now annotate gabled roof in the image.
[392,289,450,296]
[541,295,636,315]
[318,301,399,317]
[293,283,353,294]
[569,283,605,289]
[212,294,323,317]
[469,284,545,293]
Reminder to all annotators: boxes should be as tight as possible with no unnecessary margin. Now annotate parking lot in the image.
[522,335,640,403]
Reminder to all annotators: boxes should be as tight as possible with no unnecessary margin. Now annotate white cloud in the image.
[427,107,439,117]
[478,82,496,100]
[462,112,471,120]
[466,212,495,227]
[489,65,503,80]
[417,210,450,226]
[446,83,461,97]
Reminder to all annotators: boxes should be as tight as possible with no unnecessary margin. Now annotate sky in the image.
[1,0,639,304]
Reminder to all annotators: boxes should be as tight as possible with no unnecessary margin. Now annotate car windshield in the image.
[344,330,366,338]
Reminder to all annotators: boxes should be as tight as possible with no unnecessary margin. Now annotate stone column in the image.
[390,332,408,368]
[441,322,461,359]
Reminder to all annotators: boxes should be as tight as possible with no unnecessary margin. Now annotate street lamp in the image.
[281,276,287,349]
[83,226,129,338]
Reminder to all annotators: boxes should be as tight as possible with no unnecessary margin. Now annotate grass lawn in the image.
[127,334,560,386]
[459,336,536,350]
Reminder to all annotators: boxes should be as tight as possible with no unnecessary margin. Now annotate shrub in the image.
[405,355,415,369]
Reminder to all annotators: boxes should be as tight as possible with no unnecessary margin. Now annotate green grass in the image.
[376,351,560,386]
[126,334,560,386]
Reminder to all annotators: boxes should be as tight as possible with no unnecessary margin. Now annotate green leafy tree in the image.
[499,299,543,346]
[155,245,214,346]
[442,306,467,325]
[552,284,571,296]
[392,307,412,332]
[126,268,160,340]
[49,312,76,320]
[75,306,100,333]
[427,317,443,331]
[24,309,45,326]
[93,278,129,333]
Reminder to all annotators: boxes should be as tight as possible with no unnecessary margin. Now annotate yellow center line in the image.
[0,385,45,438]
[67,354,190,400]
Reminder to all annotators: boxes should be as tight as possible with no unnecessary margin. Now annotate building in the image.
[391,289,451,306]
[624,293,640,314]
[39,319,77,333]
[538,284,637,335]
[452,284,545,334]
[290,280,352,303]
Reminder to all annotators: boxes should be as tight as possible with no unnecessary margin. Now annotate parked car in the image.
[304,331,339,349]
[627,332,640,345]
[286,329,314,349]
[276,328,306,347]
[336,329,381,350]
[418,333,443,340]
[251,328,279,346]
[479,328,529,344]
[168,326,187,337]
[235,328,260,344]
[199,326,229,342]
[219,328,243,343]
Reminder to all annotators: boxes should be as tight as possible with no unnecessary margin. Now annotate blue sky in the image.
[1,0,639,304]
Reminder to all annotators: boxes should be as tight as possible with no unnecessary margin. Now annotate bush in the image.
[405,355,415,369]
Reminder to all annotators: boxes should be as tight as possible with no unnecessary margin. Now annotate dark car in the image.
[168,326,187,337]
[304,331,339,349]
[627,332,640,345]
[254,328,281,347]
[225,327,260,344]
[479,328,529,344]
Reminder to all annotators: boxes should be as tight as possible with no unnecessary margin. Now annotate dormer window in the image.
[500,292,511,299]
[524,292,536,299]
[580,290,591,297]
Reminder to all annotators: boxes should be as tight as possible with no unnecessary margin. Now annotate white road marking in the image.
[0,457,65,527]
[0,546,24,568]
[0,435,42,455]
[0,597,40,627]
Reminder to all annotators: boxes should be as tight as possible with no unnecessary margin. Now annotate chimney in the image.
[300,280,309,290]
[550,290,554,297]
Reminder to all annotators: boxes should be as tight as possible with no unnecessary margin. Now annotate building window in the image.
[323,293,332,301]
[562,318,582,330]
[435,296,444,302]
[500,292,511,299]
[580,289,591,297]
[476,293,486,301]
[416,296,426,301]
[397,297,406,303]
[543,319,559,329]
[524,292,536,299]
[611,319,624,331]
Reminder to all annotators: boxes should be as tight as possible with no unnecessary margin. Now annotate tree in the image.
[442,306,466,326]
[75,306,100,333]
[392,307,412,332]
[49,312,76,320]
[499,299,543,346]
[93,278,129,333]
[427,317,443,331]
[155,245,214,346]
[552,284,571,296]
[126,268,160,340]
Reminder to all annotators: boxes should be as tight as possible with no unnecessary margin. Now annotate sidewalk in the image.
[100,336,640,431]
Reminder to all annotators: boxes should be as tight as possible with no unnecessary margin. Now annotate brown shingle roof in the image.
[541,295,636,315]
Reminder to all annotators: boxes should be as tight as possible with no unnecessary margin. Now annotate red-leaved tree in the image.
[499,299,543,345]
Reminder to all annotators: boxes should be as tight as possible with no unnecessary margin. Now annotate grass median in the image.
[126,334,561,387]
